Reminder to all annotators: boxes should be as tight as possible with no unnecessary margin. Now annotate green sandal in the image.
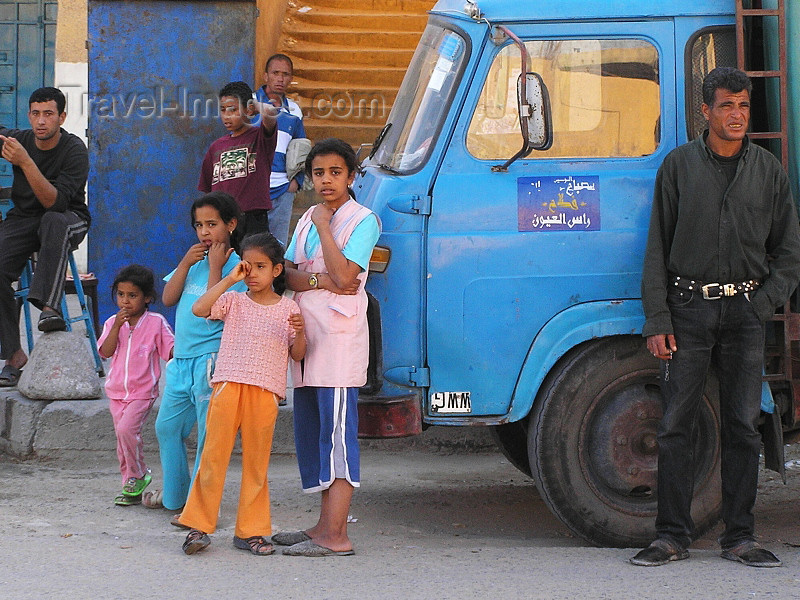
[114,493,142,506]
[122,473,152,497]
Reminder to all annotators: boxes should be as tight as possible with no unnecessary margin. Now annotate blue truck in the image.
[354,0,800,547]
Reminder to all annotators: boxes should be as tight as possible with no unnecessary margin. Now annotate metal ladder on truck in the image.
[735,0,798,480]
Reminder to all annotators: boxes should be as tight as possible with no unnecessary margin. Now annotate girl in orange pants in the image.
[178,233,305,555]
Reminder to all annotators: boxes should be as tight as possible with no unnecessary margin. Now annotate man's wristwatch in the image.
[308,273,319,289]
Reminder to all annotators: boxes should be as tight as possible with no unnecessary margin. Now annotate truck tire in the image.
[528,335,721,548]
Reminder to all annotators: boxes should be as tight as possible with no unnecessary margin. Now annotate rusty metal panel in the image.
[88,0,256,322]
[358,395,423,438]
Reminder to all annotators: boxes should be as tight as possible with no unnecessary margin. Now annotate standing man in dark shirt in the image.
[0,87,89,387]
[632,68,800,568]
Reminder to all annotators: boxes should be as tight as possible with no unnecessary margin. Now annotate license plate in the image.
[431,391,471,414]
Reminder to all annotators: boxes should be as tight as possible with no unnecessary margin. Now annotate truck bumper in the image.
[357,391,423,438]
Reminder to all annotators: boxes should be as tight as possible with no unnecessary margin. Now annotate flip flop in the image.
[281,539,354,557]
[0,364,22,387]
[37,309,66,332]
[170,513,191,530]
[114,493,142,506]
[271,530,311,546]
[122,473,152,496]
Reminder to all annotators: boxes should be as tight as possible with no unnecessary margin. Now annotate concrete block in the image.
[0,390,50,456]
[33,398,113,453]
[18,331,102,400]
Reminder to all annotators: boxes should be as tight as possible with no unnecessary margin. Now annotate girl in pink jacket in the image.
[98,265,174,506]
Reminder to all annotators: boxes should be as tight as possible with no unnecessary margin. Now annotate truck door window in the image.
[686,27,736,140]
[369,25,467,173]
[467,39,660,159]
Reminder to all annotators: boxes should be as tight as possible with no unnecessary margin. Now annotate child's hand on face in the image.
[229,260,251,282]
[182,243,208,267]
[113,308,130,329]
[289,312,304,334]
[311,203,334,228]
[207,242,234,271]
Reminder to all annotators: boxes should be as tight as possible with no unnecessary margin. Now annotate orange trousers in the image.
[178,381,278,539]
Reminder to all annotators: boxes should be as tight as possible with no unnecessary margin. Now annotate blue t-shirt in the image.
[286,210,380,271]
[164,252,246,358]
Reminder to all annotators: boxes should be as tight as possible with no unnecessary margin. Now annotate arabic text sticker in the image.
[517,175,600,232]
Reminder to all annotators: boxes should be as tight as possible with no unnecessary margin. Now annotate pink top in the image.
[98,311,175,400]
[291,200,379,387]
[210,292,300,396]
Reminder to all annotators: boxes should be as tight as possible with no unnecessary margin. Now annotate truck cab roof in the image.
[431,0,733,22]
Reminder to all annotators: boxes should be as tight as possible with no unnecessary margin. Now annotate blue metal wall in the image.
[88,0,256,323]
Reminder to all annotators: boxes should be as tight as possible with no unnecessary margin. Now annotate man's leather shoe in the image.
[630,539,689,566]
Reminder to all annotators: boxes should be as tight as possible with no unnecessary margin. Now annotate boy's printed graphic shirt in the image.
[198,123,277,212]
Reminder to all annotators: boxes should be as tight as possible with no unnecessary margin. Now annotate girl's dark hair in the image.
[240,232,287,295]
[111,264,158,305]
[305,138,358,199]
[190,191,242,249]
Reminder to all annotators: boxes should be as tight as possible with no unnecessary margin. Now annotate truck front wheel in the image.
[528,336,721,548]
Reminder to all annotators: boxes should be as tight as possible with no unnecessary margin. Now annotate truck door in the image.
[425,21,676,418]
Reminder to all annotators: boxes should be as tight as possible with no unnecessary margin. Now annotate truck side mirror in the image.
[492,72,552,172]
[519,72,552,151]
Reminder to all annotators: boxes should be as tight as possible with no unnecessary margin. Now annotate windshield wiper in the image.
[369,123,392,159]
[378,163,402,175]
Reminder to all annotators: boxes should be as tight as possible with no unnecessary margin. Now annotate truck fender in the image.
[507,300,645,422]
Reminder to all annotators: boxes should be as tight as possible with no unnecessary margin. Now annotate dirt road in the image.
[1,445,798,599]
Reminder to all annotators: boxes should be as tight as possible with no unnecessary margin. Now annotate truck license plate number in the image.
[431,391,471,414]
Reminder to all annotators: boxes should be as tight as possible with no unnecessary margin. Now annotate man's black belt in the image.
[670,275,761,300]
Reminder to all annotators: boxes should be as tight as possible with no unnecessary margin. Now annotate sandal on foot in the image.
[282,539,355,557]
[721,541,781,568]
[183,529,210,555]
[233,536,275,556]
[0,364,22,387]
[271,530,311,546]
[122,473,152,497]
[142,489,163,509]
[37,309,66,332]
[170,513,190,529]
[114,493,142,506]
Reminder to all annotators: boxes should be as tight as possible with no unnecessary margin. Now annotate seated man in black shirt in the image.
[0,87,90,387]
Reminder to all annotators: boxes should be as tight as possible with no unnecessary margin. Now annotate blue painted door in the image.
[87,0,256,323]
[0,0,57,187]
[426,20,677,417]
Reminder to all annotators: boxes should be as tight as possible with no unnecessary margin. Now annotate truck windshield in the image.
[370,25,467,173]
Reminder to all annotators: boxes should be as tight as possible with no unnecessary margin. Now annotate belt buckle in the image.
[702,283,722,300]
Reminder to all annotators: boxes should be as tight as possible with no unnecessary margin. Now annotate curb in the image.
[0,388,498,458]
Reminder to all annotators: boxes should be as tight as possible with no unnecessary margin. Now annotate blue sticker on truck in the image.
[518,175,600,231]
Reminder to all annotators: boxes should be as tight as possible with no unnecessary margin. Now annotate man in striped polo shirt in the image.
[255,53,306,246]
